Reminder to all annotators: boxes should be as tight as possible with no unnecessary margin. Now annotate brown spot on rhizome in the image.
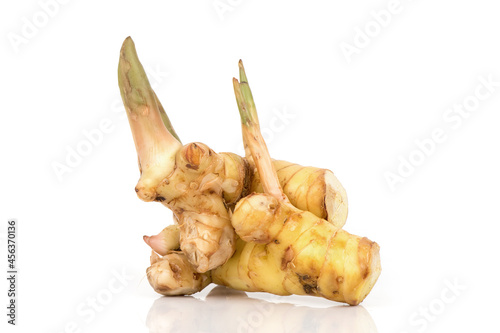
[185,163,199,170]
[281,246,294,270]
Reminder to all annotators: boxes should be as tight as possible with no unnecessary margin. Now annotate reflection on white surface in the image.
[146,286,378,333]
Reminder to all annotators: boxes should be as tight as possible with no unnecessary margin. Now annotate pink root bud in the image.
[143,234,168,255]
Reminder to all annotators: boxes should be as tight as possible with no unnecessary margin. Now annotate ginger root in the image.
[118,37,380,305]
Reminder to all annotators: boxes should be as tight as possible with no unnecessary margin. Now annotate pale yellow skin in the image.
[252,160,348,229]
[148,193,379,305]
[149,196,380,306]
[211,193,380,305]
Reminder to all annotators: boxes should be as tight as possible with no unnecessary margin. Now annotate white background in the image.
[1,0,500,332]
